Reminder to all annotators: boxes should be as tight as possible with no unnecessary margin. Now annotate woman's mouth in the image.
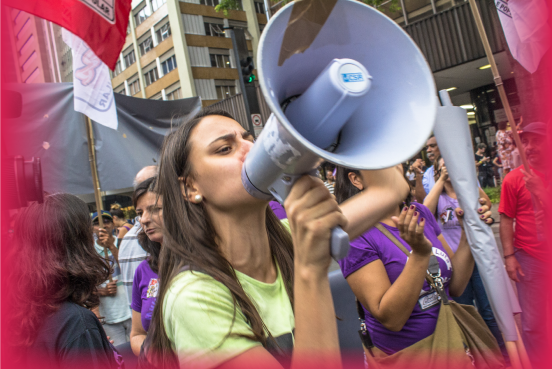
[146,229,156,234]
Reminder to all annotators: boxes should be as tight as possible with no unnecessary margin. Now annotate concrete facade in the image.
[112,0,267,107]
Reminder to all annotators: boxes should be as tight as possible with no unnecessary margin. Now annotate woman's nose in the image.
[241,139,254,158]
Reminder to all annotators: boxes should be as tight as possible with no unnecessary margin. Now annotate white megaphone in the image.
[242,0,437,260]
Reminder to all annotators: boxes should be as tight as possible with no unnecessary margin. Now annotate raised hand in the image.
[285,175,348,274]
[391,204,432,256]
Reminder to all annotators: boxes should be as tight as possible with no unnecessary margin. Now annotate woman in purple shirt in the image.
[335,166,481,357]
[129,177,163,356]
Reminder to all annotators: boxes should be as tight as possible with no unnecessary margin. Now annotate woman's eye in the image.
[217,146,232,154]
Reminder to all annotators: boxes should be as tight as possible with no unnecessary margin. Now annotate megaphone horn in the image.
[242,0,437,260]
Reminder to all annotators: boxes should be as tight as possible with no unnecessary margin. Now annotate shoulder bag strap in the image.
[374,224,449,304]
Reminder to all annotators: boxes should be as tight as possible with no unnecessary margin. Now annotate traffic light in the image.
[241,56,255,83]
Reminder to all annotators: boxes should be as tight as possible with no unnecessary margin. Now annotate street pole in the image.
[85,116,112,281]
[263,0,271,20]
[467,0,530,173]
[226,27,257,138]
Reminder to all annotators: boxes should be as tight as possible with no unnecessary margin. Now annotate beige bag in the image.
[356,225,505,369]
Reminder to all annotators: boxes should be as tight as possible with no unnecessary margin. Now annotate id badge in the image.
[418,291,440,311]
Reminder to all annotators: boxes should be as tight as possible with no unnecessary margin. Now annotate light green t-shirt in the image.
[163,264,295,368]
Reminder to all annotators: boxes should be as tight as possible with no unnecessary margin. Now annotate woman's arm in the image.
[284,176,346,369]
[423,167,447,214]
[340,166,410,240]
[347,206,432,332]
[445,231,474,297]
[130,310,147,356]
[347,255,429,332]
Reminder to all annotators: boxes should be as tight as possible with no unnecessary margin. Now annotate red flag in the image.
[4,0,132,70]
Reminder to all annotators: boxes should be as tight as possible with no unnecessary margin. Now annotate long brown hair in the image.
[144,109,295,367]
[8,194,111,351]
[133,176,162,274]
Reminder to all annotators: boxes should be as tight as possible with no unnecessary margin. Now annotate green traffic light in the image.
[248,74,256,83]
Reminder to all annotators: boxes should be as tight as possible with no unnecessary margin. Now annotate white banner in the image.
[434,92,521,342]
[62,29,118,130]
[496,0,552,74]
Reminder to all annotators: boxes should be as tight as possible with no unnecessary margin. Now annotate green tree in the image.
[215,0,401,16]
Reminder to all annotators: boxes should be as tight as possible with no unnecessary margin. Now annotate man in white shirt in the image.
[93,211,132,345]
[119,165,157,308]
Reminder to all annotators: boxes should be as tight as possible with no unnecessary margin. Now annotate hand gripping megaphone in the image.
[242,0,437,260]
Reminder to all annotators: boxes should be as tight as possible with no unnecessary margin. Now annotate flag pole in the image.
[467,0,530,173]
[85,116,112,282]
[467,1,531,369]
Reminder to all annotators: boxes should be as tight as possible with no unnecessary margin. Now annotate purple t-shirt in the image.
[270,201,287,220]
[338,203,452,355]
[437,193,462,253]
[131,260,159,332]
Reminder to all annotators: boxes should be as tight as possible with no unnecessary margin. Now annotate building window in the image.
[210,54,231,68]
[156,23,171,43]
[129,78,141,95]
[144,67,159,86]
[113,60,123,76]
[161,55,177,75]
[16,18,31,40]
[19,34,34,56]
[200,0,220,6]
[166,87,182,100]
[114,84,126,95]
[139,37,153,56]
[124,50,136,67]
[215,81,236,100]
[21,51,37,72]
[24,68,39,83]
[134,5,152,26]
[151,0,166,12]
[204,22,225,37]
[254,1,265,14]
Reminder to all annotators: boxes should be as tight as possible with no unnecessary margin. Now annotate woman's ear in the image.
[179,176,201,203]
[348,172,364,191]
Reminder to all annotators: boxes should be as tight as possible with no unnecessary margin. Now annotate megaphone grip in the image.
[331,227,350,261]
[263,172,350,260]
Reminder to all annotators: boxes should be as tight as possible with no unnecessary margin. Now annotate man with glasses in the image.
[119,166,157,309]
[412,136,441,202]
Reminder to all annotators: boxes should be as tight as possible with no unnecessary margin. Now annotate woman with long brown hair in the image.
[143,109,409,369]
[130,177,163,356]
[7,193,121,368]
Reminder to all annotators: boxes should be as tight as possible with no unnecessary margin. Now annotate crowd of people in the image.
[5,110,549,369]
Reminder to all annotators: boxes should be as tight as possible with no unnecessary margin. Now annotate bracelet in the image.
[504,253,515,259]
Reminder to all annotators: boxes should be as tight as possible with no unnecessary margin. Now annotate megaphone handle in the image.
[268,173,351,261]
